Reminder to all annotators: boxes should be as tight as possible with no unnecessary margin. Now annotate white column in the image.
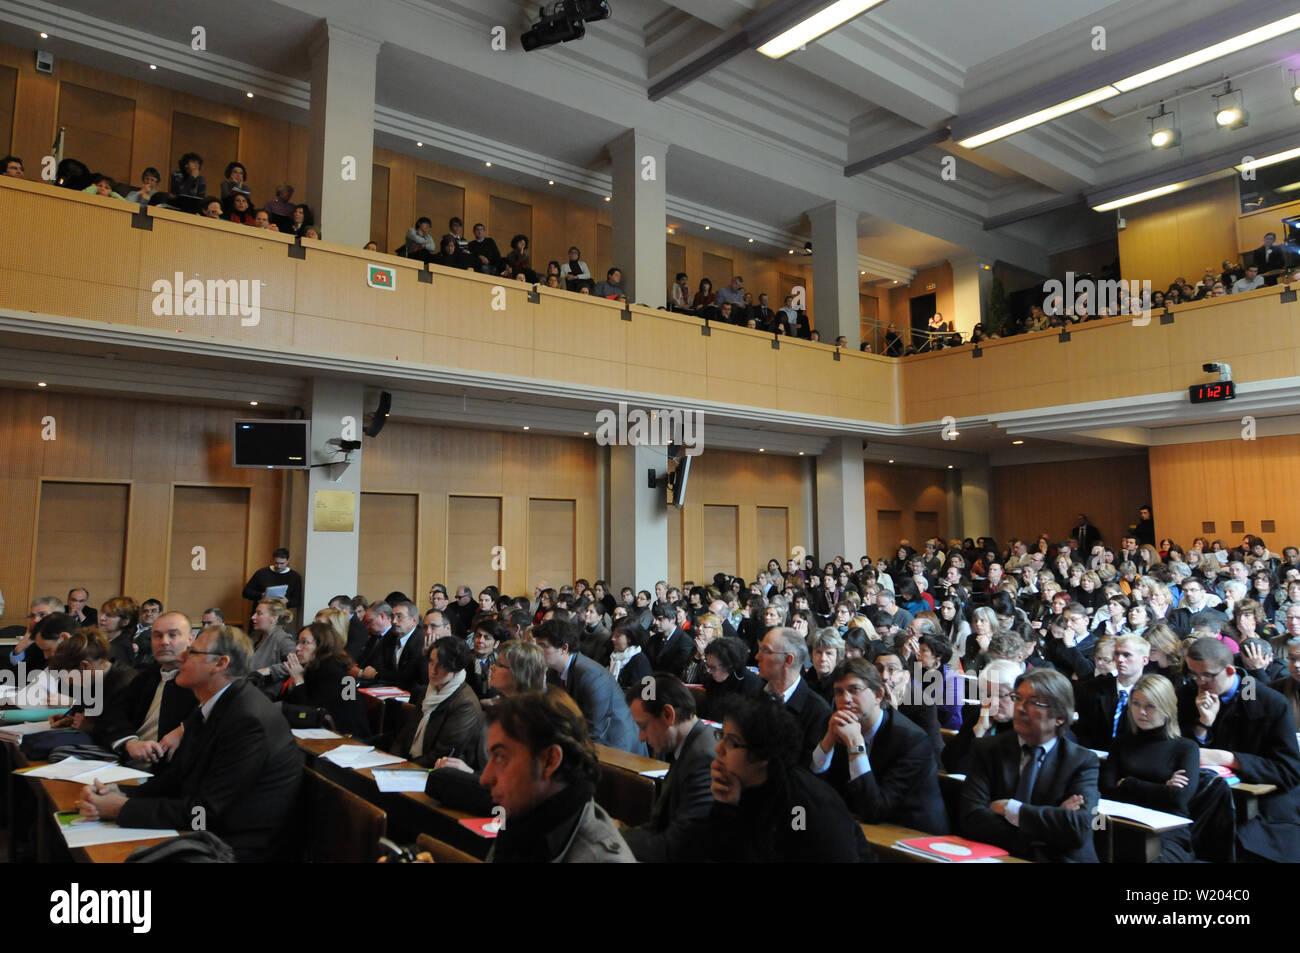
[307,22,381,248]
[608,443,669,592]
[950,255,992,338]
[815,436,866,562]
[609,130,668,308]
[808,201,861,348]
[959,464,992,542]
[301,378,365,615]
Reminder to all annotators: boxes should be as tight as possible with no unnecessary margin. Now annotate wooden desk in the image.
[593,744,668,827]
[860,823,1030,863]
[594,744,668,776]
[1232,782,1278,822]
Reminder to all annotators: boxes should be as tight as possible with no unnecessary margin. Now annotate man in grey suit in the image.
[534,618,645,755]
[622,674,715,862]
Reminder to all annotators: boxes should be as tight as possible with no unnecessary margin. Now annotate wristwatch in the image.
[849,744,867,755]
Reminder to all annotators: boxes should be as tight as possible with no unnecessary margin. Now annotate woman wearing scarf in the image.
[607,619,652,692]
[392,636,487,769]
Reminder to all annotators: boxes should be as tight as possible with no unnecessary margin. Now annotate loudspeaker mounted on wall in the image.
[35,50,54,74]
[363,391,392,438]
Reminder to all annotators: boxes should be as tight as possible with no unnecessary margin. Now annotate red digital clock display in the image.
[1188,381,1236,403]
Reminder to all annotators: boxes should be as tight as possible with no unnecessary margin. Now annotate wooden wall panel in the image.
[370,163,390,249]
[596,223,613,281]
[414,176,465,236]
[1118,177,1239,289]
[755,505,789,569]
[666,242,686,290]
[702,253,734,289]
[489,195,532,250]
[992,454,1151,547]
[168,112,239,191]
[57,82,134,184]
[864,463,948,557]
[358,492,418,605]
[167,485,250,626]
[702,504,738,581]
[527,498,575,592]
[33,481,129,607]
[0,63,16,155]
[1150,435,1300,548]
[446,495,501,595]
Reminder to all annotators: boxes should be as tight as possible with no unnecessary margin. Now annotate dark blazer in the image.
[817,709,948,833]
[1177,676,1300,861]
[776,678,831,764]
[108,630,147,670]
[614,651,654,693]
[344,616,369,662]
[645,627,692,676]
[1100,728,1197,862]
[941,704,1014,775]
[94,666,198,750]
[1073,674,1134,752]
[117,679,303,862]
[280,657,370,740]
[961,730,1100,862]
[548,653,645,754]
[355,628,385,671]
[393,680,487,770]
[372,628,427,692]
[897,697,946,767]
[580,622,613,667]
[73,607,99,628]
[701,668,763,719]
[621,719,716,862]
[1253,243,1287,282]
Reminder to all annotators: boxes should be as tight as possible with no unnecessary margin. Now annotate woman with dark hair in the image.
[692,277,715,312]
[505,234,537,282]
[907,630,962,729]
[280,620,369,739]
[699,694,873,862]
[391,636,487,769]
[221,161,250,203]
[223,192,255,224]
[284,203,314,237]
[431,234,475,269]
[100,597,142,670]
[170,152,206,199]
[608,619,653,691]
[468,619,507,699]
[544,259,562,286]
[700,636,762,719]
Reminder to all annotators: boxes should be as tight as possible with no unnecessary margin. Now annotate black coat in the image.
[117,679,303,862]
[372,629,428,693]
[614,651,653,693]
[94,665,198,750]
[1072,674,1135,752]
[280,657,370,740]
[701,668,763,719]
[621,719,716,863]
[940,704,1015,776]
[816,709,949,833]
[644,627,692,677]
[961,730,1100,862]
[774,678,831,765]
[1100,727,1197,862]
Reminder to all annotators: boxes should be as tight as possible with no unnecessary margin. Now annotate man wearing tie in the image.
[1252,232,1287,286]
[621,674,715,862]
[961,668,1100,862]
[1072,634,1149,752]
[370,601,427,692]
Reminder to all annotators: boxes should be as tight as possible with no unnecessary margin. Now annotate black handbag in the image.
[20,729,96,761]
[280,703,335,731]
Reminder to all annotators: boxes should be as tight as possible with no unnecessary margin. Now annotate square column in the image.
[816,436,867,561]
[808,201,861,348]
[609,130,669,308]
[949,255,992,337]
[307,22,381,248]
[301,378,366,615]
[608,443,669,591]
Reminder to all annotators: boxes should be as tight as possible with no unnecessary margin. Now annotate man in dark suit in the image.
[329,594,369,662]
[1071,514,1102,556]
[534,619,645,754]
[1179,638,1300,862]
[368,601,427,692]
[811,658,948,833]
[962,668,1100,862]
[1252,232,1287,286]
[757,627,831,762]
[646,603,693,676]
[356,602,393,674]
[1166,578,1228,638]
[75,626,303,862]
[622,674,715,862]
[95,611,199,762]
[1072,633,1148,752]
[66,588,98,629]
[874,648,945,766]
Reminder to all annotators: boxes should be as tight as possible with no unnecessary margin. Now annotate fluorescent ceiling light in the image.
[1236,147,1300,172]
[960,11,1300,149]
[1114,13,1300,91]
[1091,183,1182,212]
[758,0,888,58]
[958,87,1119,149]
[1274,180,1300,193]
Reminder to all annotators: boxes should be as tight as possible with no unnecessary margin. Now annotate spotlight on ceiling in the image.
[1147,103,1180,150]
[803,241,813,255]
[522,0,610,52]
[1212,82,1248,130]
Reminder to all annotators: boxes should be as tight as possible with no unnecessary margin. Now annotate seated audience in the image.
[366,600,427,692]
[480,691,635,862]
[700,635,762,718]
[1073,633,1150,752]
[393,635,487,768]
[124,167,163,208]
[2,155,22,176]
[76,625,302,862]
[221,161,251,203]
[224,192,255,224]
[608,618,653,692]
[757,626,831,762]
[1270,637,1300,731]
[593,267,625,299]
[534,618,644,753]
[560,246,594,292]
[405,216,437,258]
[505,234,537,282]
[279,620,369,739]
[169,152,206,199]
[942,658,1021,774]
[248,597,296,697]
[430,233,476,269]
[82,173,126,201]
[264,184,296,230]
[468,222,503,274]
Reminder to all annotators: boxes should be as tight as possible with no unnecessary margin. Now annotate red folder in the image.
[894,835,1008,861]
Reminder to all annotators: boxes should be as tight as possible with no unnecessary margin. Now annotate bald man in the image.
[94,611,199,764]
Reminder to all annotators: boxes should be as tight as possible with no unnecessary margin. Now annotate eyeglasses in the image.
[712,727,747,750]
[1013,694,1052,710]
[1190,669,1224,682]
[181,649,222,659]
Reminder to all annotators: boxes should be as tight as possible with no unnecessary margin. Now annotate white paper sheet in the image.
[1098,798,1192,830]
[321,744,406,770]
[58,818,178,849]
[292,728,342,739]
[639,768,669,780]
[21,757,116,780]
[372,768,430,792]
[263,584,289,599]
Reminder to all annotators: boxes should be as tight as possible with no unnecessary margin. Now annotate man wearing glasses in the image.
[961,668,1099,862]
[1178,637,1300,862]
[75,625,302,861]
[6,596,61,674]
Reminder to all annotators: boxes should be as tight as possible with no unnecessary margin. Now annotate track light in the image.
[1213,82,1248,130]
[1147,103,1180,149]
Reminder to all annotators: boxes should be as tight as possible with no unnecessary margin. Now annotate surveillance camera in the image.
[1202,362,1232,381]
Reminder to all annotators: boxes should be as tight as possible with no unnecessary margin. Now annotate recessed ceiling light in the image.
[485,161,492,167]
[887,459,894,463]
[416,141,423,147]
[860,270,866,276]
[797,451,804,455]
[149,64,158,70]
[582,431,590,436]
[1012,439,1024,445]
[249,400,259,406]
[39,31,48,38]
[748,238,755,243]
[36,381,47,387]
[522,426,530,431]
[604,196,611,202]
[547,179,555,185]
[704,225,710,230]
[246,92,254,98]
[788,249,794,254]
[758,448,765,452]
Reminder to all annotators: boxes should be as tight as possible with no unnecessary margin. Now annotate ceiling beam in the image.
[845,125,952,177]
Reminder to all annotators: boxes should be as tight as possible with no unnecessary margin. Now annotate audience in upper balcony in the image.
[124,167,162,208]
[447,217,469,252]
[221,162,251,203]
[505,234,537,282]
[593,267,624,299]
[82,173,127,201]
[264,185,296,231]
[253,209,278,231]
[406,216,438,258]
[225,193,255,224]
[170,152,206,199]
[1232,265,1265,295]
[714,275,745,309]
[670,271,692,311]
[468,223,503,274]
[431,233,476,270]
[1253,231,1287,286]
[284,204,315,238]
[2,155,22,177]
[692,277,715,312]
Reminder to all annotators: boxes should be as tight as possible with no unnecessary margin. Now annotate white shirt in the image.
[1005,734,1059,826]
[810,708,884,780]
[768,675,801,705]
